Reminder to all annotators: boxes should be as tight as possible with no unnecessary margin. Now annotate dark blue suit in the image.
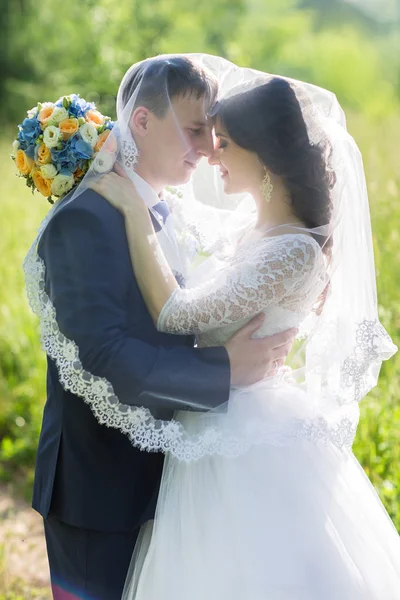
[35,189,230,599]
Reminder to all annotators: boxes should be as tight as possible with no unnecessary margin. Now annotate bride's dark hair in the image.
[216,77,335,255]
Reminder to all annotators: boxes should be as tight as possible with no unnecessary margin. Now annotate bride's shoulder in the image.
[255,230,321,253]
[250,232,324,274]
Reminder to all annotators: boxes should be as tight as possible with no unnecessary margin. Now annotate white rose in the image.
[49,106,69,125]
[27,106,39,119]
[43,126,62,148]
[40,164,58,179]
[12,140,20,155]
[92,151,115,173]
[51,172,75,197]
[79,122,98,148]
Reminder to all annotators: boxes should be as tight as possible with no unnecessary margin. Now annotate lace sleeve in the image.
[158,234,323,335]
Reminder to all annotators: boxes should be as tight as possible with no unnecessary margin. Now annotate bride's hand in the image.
[90,166,145,216]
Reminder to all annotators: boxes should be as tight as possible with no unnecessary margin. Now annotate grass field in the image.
[0,114,399,596]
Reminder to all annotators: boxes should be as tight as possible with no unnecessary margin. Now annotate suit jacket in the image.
[32,189,231,532]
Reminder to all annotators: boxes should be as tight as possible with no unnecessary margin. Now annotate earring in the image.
[261,168,273,203]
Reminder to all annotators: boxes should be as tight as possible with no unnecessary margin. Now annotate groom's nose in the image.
[194,127,214,158]
[208,148,220,166]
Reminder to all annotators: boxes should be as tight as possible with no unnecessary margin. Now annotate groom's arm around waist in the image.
[39,191,230,412]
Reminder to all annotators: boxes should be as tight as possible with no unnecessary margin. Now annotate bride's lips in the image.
[220,168,228,179]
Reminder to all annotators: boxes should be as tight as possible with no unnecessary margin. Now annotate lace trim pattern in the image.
[341,320,396,402]
[23,233,361,461]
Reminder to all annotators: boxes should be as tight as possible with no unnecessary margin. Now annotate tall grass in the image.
[0,136,48,496]
[348,114,400,525]
[0,114,399,530]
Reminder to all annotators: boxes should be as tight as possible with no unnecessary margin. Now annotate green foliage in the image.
[1,0,399,122]
[0,139,47,497]
[349,114,400,526]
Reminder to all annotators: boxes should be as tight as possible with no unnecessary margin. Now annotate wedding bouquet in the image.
[11,95,115,203]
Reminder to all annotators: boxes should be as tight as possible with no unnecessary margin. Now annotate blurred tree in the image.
[0,0,398,123]
[300,0,388,32]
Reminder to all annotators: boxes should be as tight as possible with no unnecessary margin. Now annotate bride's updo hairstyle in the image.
[216,77,335,254]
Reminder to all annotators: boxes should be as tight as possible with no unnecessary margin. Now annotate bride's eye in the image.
[190,128,202,136]
[218,140,228,150]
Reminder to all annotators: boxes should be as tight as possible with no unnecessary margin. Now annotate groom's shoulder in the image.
[52,188,124,229]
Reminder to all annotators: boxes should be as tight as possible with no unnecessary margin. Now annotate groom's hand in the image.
[225,314,297,387]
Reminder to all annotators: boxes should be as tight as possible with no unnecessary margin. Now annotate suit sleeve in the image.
[39,194,231,413]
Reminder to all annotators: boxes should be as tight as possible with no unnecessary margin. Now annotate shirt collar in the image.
[130,171,161,210]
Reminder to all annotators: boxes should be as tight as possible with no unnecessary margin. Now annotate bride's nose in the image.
[208,148,221,166]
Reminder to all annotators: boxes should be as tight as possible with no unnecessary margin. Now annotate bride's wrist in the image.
[123,201,148,222]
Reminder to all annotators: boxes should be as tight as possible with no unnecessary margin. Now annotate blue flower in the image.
[68,94,95,119]
[18,116,41,147]
[51,134,93,173]
[25,143,36,159]
[51,139,78,172]
[70,135,94,160]
[105,120,115,131]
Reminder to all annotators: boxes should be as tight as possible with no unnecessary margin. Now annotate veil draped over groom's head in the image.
[24,54,396,461]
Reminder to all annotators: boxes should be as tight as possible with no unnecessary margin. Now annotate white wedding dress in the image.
[123,233,400,600]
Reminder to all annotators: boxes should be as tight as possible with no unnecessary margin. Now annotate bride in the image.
[91,60,400,598]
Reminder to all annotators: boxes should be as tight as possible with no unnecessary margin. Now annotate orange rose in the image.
[59,118,79,140]
[73,167,85,181]
[37,143,52,165]
[32,168,52,197]
[94,129,111,152]
[15,149,35,176]
[38,105,55,128]
[85,110,104,127]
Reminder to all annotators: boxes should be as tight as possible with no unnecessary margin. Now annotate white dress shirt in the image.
[130,171,186,285]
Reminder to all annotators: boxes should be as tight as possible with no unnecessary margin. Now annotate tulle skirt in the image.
[123,379,400,599]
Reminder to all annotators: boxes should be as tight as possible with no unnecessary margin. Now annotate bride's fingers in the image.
[114,162,128,178]
[89,179,114,201]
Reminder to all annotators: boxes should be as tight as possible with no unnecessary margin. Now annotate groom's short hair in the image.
[120,55,218,118]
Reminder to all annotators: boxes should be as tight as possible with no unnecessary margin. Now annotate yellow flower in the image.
[37,143,52,165]
[59,118,79,140]
[73,166,86,181]
[15,149,35,176]
[32,168,52,197]
[38,104,55,128]
[85,109,104,127]
[94,129,111,152]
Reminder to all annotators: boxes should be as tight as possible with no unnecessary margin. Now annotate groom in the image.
[34,55,296,600]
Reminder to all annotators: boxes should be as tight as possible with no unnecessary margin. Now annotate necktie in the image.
[151,201,185,288]
[152,200,170,225]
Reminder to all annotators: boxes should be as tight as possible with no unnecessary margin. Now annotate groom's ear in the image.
[130,106,150,137]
